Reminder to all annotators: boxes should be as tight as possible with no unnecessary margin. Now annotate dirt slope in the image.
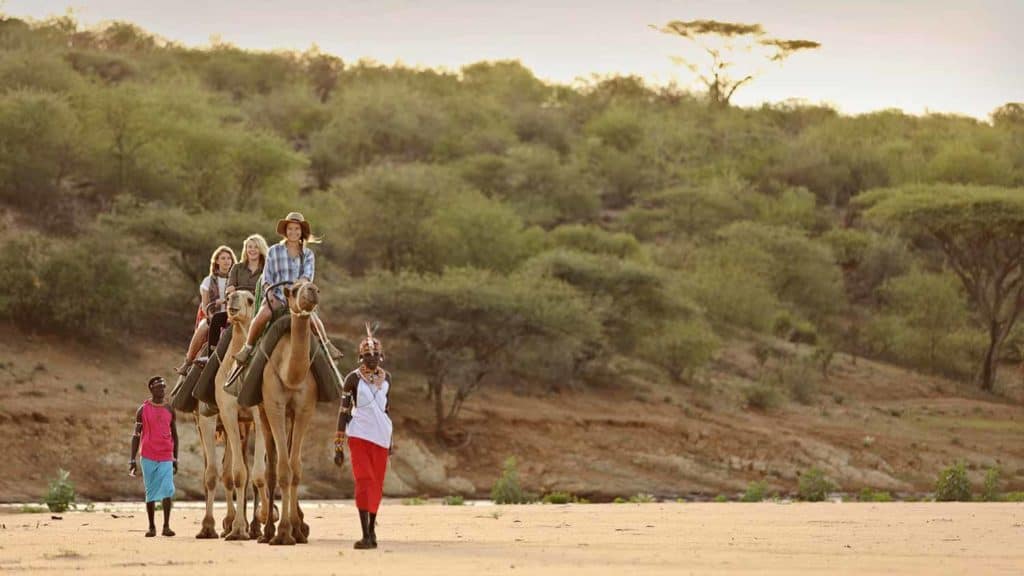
[1,324,1023,502]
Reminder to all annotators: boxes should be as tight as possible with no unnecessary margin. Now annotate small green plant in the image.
[1003,491,1024,502]
[613,497,627,504]
[628,493,656,503]
[402,497,428,506]
[19,504,47,513]
[741,481,767,502]
[798,467,836,502]
[713,494,728,503]
[541,491,574,504]
[491,457,535,504]
[981,467,1002,502]
[857,488,892,502]
[934,462,971,502]
[444,495,465,506]
[44,469,75,513]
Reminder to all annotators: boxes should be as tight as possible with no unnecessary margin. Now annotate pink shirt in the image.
[140,400,174,462]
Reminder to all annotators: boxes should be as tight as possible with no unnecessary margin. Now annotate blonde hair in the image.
[209,245,237,277]
[242,234,269,268]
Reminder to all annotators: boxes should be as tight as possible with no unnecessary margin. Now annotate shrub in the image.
[982,467,1002,502]
[444,495,465,506]
[934,462,971,502]
[491,457,535,504]
[771,358,820,405]
[857,488,892,502]
[741,481,768,503]
[402,497,428,506]
[641,319,720,383]
[744,383,782,411]
[628,493,657,503]
[798,467,836,502]
[541,491,573,504]
[714,494,729,503]
[1004,492,1024,502]
[44,469,75,513]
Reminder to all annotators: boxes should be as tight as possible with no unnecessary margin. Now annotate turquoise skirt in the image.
[141,457,175,503]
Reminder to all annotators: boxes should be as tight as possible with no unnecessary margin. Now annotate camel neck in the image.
[283,313,312,389]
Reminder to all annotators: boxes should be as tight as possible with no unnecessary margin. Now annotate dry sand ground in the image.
[2,502,1023,575]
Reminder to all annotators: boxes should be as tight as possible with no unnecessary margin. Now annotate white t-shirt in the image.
[200,275,228,314]
[200,275,228,297]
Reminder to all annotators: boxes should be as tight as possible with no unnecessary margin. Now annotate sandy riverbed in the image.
[1,501,1023,575]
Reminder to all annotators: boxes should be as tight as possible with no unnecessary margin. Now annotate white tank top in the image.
[345,377,392,449]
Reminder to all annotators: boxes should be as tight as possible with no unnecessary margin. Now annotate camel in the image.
[194,290,265,540]
[254,280,320,546]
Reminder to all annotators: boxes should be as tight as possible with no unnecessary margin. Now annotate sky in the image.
[3,0,1021,119]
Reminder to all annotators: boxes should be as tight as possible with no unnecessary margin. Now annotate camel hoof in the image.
[195,527,219,539]
[269,532,296,546]
[225,530,250,542]
[258,526,275,544]
[300,522,310,538]
[249,520,262,540]
[293,526,308,544]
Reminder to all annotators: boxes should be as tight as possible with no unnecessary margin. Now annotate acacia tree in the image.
[651,20,820,107]
[859,184,1024,391]
[342,268,601,442]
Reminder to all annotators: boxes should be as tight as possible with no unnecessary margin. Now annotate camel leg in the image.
[246,421,262,539]
[264,400,295,546]
[255,405,278,544]
[195,413,219,539]
[285,415,310,538]
[221,403,250,541]
[221,434,236,537]
[287,405,314,544]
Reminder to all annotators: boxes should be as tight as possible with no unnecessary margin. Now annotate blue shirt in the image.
[263,242,315,303]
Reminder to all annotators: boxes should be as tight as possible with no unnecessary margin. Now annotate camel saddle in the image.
[232,313,341,408]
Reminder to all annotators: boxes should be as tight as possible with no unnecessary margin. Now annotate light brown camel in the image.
[194,290,260,539]
[255,280,320,546]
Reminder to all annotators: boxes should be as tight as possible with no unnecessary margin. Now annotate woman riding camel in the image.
[233,212,342,367]
[175,245,237,375]
[226,234,269,299]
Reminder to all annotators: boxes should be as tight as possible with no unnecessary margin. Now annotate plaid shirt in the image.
[263,242,315,303]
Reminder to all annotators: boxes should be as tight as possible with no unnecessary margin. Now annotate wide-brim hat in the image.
[276,212,311,239]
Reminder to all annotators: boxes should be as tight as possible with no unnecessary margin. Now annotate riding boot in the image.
[368,512,377,547]
[233,344,253,365]
[354,509,373,549]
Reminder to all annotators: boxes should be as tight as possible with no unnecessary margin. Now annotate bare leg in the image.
[177,320,210,373]
[246,304,273,348]
[161,498,175,536]
[195,413,219,539]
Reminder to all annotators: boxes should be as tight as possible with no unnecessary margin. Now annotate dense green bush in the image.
[641,319,720,383]
[491,457,535,504]
[741,481,768,502]
[44,469,75,513]
[982,467,1002,502]
[934,462,971,502]
[798,467,837,502]
[0,232,161,338]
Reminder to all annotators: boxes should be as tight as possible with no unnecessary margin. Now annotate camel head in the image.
[226,290,256,325]
[284,280,319,317]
